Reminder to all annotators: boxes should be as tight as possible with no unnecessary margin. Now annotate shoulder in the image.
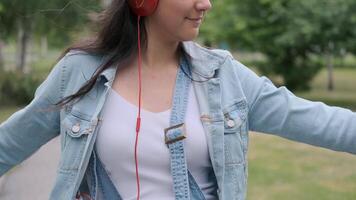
[182,41,234,64]
[182,41,243,77]
[55,50,106,85]
[198,45,243,70]
[49,50,106,96]
[187,42,260,86]
[61,50,105,73]
[184,41,248,70]
[197,44,249,74]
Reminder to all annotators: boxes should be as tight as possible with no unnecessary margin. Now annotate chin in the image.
[181,30,200,41]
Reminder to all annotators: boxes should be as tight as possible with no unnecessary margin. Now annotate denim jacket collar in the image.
[181,41,228,78]
[98,41,229,83]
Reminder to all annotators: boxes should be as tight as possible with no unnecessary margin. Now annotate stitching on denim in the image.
[60,55,69,100]
[168,56,192,200]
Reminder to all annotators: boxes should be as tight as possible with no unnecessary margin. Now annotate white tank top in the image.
[96,84,218,200]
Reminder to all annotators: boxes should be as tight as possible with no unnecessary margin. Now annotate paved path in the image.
[0,137,60,200]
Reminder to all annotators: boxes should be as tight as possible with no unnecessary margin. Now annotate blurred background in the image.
[0,0,356,199]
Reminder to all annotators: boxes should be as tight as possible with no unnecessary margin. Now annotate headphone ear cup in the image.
[128,0,159,16]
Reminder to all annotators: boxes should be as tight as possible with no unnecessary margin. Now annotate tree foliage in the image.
[0,0,101,44]
[201,0,356,91]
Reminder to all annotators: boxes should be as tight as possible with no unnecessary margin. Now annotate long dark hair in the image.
[55,0,188,107]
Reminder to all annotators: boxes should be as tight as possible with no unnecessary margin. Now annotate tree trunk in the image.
[15,19,33,73]
[16,21,25,71]
[327,53,334,91]
[0,40,4,71]
[101,0,111,7]
[40,36,48,57]
[326,42,335,91]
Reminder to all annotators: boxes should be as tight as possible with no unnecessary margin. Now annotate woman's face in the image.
[145,0,212,42]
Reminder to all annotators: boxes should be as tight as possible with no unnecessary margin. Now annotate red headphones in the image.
[128,0,159,16]
[127,1,159,200]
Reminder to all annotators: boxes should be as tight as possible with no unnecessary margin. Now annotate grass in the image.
[0,106,21,122]
[247,133,356,200]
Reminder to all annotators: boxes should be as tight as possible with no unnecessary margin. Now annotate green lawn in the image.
[247,133,356,200]
[0,106,21,122]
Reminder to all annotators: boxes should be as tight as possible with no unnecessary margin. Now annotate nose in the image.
[196,0,212,12]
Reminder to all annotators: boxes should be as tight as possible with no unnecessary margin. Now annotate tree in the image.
[0,40,3,71]
[0,0,101,72]
[200,0,356,91]
[0,1,11,71]
[200,0,240,48]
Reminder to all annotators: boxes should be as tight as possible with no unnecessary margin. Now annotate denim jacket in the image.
[1,41,356,200]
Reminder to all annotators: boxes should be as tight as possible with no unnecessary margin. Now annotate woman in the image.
[1,0,356,199]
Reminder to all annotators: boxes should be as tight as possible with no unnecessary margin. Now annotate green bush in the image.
[0,71,41,105]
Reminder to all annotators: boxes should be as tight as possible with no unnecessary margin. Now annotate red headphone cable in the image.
[134,15,142,200]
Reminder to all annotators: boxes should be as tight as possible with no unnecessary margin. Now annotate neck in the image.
[137,20,181,70]
[141,40,180,70]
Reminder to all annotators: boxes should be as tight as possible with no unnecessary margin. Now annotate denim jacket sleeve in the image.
[0,56,67,176]
[231,58,356,154]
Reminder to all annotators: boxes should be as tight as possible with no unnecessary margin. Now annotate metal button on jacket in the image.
[227,119,235,128]
[72,123,81,133]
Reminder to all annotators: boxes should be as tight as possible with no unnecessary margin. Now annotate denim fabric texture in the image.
[165,55,192,200]
[1,41,356,200]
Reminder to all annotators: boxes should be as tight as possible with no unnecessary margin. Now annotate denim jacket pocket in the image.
[62,112,93,138]
[222,99,248,166]
[224,113,243,134]
[59,112,95,172]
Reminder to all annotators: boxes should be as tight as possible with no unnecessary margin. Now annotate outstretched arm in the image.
[0,56,67,175]
[232,58,356,154]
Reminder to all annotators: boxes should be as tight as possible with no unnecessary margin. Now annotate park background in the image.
[1,0,356,199]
